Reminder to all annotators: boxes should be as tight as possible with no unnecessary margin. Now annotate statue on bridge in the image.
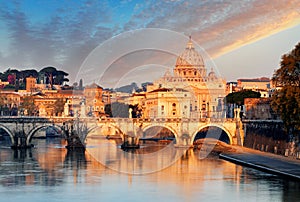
[63,118,91,150]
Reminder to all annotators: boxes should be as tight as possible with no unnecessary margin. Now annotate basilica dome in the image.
[175,37,205,68]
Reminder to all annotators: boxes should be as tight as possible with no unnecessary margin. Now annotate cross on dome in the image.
[187,35,194,49]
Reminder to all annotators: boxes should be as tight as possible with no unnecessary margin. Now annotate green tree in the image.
[271,42,300,139]
[225,90,261,106]
[4,84,15,90]
[39,66,57,88]
[54,70,69,85]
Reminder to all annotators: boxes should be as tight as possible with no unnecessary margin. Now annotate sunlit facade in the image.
[145,37,226,119]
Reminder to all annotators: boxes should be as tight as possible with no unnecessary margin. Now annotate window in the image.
[161,105,164,110]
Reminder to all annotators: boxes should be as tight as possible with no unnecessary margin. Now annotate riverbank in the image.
[194,139,300,180]
[219,145,300,180]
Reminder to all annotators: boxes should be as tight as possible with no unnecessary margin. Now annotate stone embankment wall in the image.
[243,121,298,157]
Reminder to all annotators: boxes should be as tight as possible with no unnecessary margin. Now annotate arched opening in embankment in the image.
[0,125,14,147]
[141,126,177,145]
[192,126,231,145]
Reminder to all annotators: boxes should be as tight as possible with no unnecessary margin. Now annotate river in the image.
[0,137,299,202]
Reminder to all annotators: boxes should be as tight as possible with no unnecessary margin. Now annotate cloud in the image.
[0,0,299,84]
[0,0,114,81]
[123,0,300,57]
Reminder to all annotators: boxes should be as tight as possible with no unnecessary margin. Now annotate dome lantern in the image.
[174,36,206,78]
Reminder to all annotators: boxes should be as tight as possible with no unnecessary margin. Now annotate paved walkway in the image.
[219,146,300,180]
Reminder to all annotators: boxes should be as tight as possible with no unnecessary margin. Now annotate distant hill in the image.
[114,82,153,93]
[115,82,139,93]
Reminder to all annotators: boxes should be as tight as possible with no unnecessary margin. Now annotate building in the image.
[226,82,238,94]
[244,98,278,120]
[58,89,84,117]
[144,88,191,118]
[145,37,226,119]
[26,76,37,92]
[237,77,270,91]
[0,79,9,88]
[84,83,105,117]
[0,91,20,116]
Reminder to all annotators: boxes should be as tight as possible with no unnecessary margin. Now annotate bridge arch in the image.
[0,124,15,145]
[26,124,63,145]
[87,124,124,137]
[190,123,233,145]
[86,123,130,143]
[142,124,179,144]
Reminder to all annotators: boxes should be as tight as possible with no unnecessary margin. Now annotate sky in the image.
[0,0,299,87]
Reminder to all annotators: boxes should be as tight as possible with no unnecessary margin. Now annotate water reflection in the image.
[0,138,300,201]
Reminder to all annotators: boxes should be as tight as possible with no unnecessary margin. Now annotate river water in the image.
[0,137,299,202]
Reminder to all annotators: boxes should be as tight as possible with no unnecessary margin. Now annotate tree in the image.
[53,98,65,116]
[225,90,261,106]
[7,74,16,84]
[20,96,37,116]
[4,84,15,90]
[54,70,69,85]
[0,69,11,81]
[39,66,57,88]
[21,69,38,78]
[73,82,78,89]
[271,42,300,139]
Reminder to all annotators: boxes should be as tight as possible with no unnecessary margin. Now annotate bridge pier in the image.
[175,133,193,148]
[11,130,33,150]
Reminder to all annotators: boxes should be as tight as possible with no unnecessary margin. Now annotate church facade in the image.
[144,37,226,119]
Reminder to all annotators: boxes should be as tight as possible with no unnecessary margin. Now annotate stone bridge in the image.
[0,116,245,148]
[94,117,244,146]
[0,116,77,148]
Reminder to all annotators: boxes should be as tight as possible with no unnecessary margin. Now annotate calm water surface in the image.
[0,137,299,202]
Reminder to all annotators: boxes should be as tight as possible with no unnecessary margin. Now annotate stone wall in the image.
[243,121,298,157]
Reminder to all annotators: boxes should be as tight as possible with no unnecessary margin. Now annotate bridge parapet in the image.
[0,116,250,148]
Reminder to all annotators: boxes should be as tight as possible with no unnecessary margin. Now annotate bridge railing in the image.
[97,117,238,123]
[0,116,242,124]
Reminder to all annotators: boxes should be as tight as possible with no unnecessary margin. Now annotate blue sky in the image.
[0,0,299,85]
